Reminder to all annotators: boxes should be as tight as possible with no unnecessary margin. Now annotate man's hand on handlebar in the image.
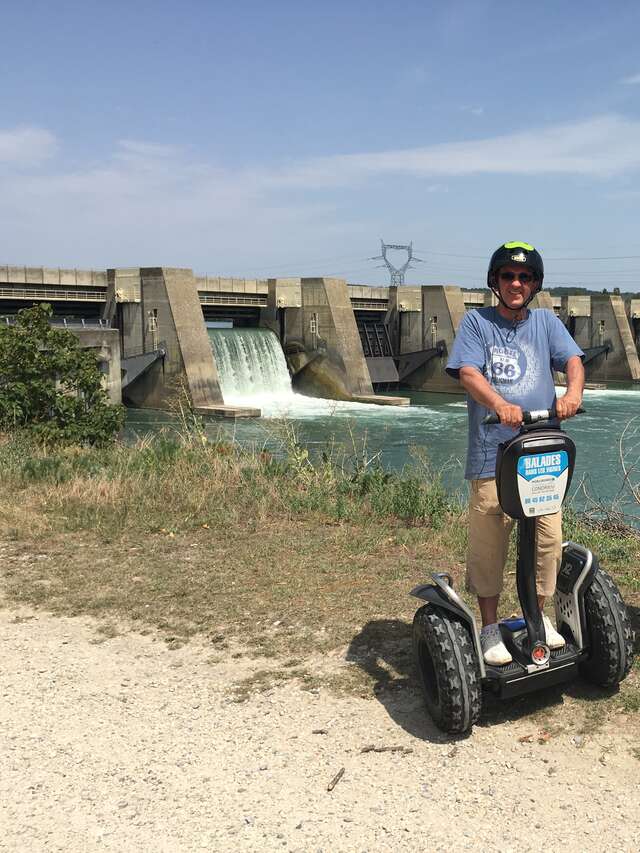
[555,393,582,420]
[495,402,524,428]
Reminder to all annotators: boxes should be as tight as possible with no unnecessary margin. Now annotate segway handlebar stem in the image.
[482,407,585,426]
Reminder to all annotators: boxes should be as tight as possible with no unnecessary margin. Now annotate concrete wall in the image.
[405,285,466,393]
[387,286,422,356]
[196,276,267,295]
[261,278,304,346]
[347,285,389,302]
[113,267,224,409]
[530,291,554,310]
[104,269,144,359]
[587,294,640,381]
[568,316,591,351]
[294,277,373,399]
[74,327,121,404]
[0,265,107,286]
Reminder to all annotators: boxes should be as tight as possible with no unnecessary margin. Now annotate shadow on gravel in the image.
[345,618,450,744]
[347,618,630,743]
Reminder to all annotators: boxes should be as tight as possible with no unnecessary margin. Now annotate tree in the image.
[0,303,125,444]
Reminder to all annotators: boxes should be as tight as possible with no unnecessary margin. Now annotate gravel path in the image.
[1,608,639,852]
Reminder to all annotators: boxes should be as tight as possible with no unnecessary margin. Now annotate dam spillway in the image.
[208,327,294,407]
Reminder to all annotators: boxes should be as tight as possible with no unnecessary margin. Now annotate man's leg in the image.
[478,595,500,628]
[467,478,513,612]
[467,479,513,664]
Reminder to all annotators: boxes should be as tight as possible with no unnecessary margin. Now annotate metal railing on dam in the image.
[0,286,106,302]
[198,292,267,307]
[1,314,111,328]
[350,299,388,311]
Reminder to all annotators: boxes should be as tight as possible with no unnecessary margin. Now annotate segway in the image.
[411,408,634,734]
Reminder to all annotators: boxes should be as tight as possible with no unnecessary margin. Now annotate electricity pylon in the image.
[371,240,423,285]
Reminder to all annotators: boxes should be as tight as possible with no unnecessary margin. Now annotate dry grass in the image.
[0,429,638,728]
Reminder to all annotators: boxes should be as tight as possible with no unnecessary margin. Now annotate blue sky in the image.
[2,0,640,289]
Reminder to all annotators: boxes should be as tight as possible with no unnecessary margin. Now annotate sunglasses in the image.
[499,271,535,284]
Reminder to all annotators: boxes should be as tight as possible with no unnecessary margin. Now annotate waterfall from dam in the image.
[208,327,300,414]
[208,326,401,418]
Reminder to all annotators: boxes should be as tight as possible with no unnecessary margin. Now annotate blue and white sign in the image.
[517,451,569,516]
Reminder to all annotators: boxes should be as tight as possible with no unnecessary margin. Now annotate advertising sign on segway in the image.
[517,450,569,516]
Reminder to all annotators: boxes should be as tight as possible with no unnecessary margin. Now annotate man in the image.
[446,241,585,666]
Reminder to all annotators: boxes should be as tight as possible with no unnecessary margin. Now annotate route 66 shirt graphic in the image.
[488,345,522,383]
[446,307,583,479]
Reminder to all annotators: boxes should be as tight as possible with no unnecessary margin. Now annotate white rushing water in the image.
[207,327,417,419]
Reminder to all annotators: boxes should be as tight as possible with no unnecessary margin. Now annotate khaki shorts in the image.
[466,478,562,599]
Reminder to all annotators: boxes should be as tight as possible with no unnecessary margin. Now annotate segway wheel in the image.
[579,568,634,688]
[412,604,481,734]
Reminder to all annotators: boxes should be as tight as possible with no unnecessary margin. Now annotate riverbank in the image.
[0,428,638,722]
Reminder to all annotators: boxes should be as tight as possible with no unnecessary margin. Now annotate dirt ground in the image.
[1,607,639,852]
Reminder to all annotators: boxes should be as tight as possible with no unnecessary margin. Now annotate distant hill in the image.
[461,286,640,298]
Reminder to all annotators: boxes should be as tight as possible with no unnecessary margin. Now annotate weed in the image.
[619,688,640,714]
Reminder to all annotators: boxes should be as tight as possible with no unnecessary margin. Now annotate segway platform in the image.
[484,630,582,699]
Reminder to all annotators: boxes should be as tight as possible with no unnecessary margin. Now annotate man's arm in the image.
[555,355,584,420]
[459,366,523,428]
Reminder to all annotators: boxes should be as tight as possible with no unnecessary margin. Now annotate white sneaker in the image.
[480,623,512,666]
[542,615,565,650]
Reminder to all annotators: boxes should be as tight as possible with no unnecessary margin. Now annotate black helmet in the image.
[487,241,544,289]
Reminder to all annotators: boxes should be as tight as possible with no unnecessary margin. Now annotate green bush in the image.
[0,303,124,445]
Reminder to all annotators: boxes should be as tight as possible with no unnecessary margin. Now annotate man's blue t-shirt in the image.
[446,307,583,480]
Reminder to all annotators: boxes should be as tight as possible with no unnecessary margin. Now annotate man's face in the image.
[496,263,538,311]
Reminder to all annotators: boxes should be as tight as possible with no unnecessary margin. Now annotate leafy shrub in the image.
[0,303,124,445]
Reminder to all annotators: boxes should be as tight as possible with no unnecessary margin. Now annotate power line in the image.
[414,248,485,259]
[415,248,640,262]
[546,255,640,261]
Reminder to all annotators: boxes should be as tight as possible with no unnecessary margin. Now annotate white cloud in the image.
[2,114,640,269]
[116,139,182,161]
[620,72,640,85]
[0,127,57,165]
[260,115,640,188]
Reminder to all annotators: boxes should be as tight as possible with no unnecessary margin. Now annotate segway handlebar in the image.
[482,407,585,425]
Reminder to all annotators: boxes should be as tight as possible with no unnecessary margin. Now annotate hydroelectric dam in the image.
[2,263,640,417]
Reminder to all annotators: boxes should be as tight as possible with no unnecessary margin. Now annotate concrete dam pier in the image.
[1,263,640,416]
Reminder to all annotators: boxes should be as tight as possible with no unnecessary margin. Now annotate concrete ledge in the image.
[194,405,261,419]
[351,394,410,407]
